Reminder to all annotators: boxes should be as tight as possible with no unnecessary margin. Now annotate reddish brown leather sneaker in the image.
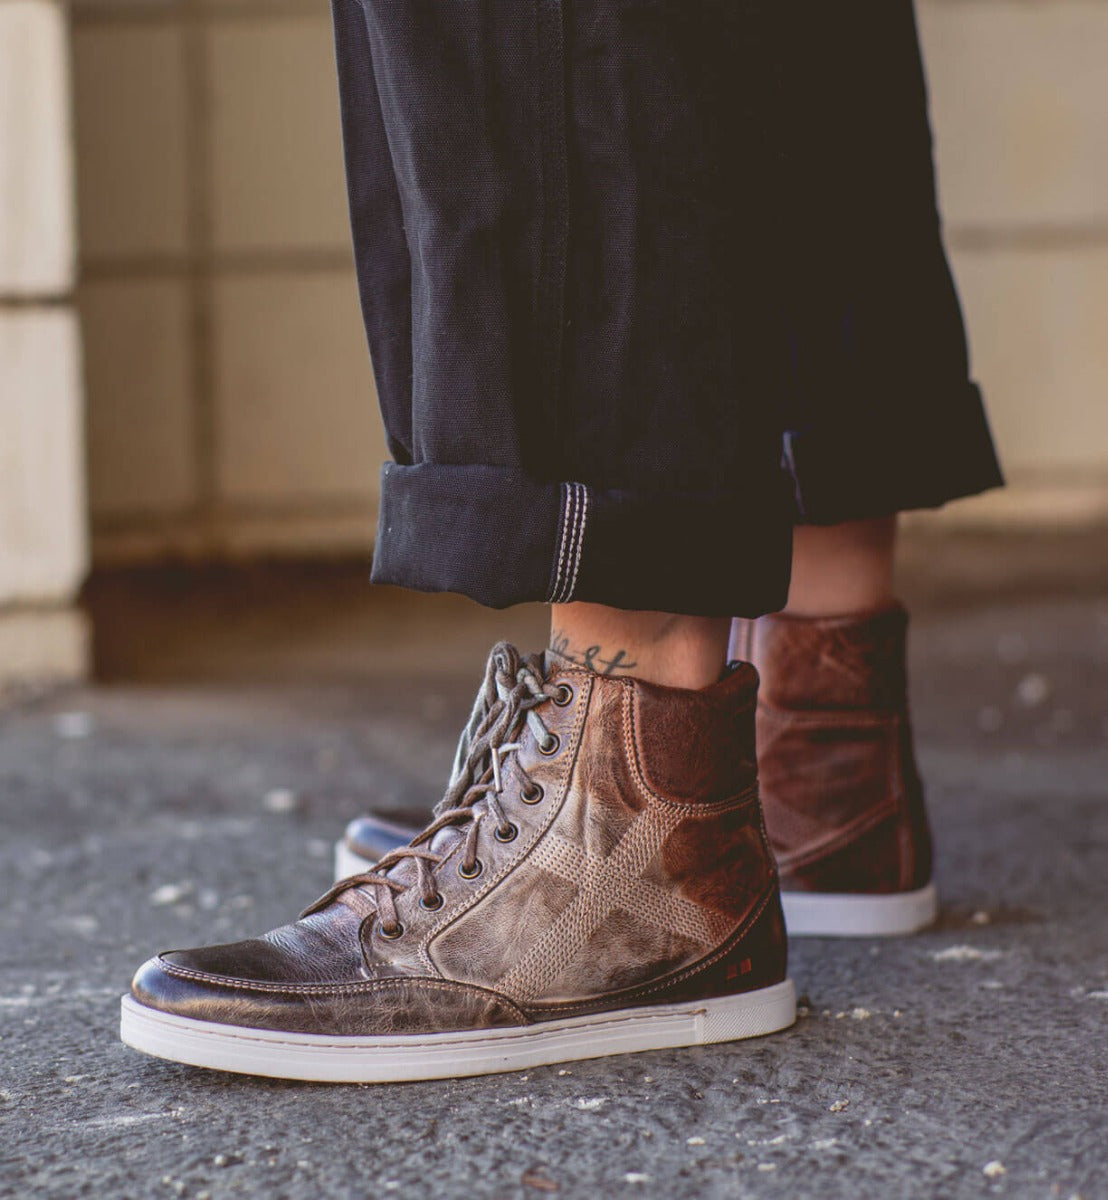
[735,606,938,937]
[121,643,794,1081]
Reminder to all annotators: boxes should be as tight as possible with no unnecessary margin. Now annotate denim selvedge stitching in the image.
[549,481,588,604]
[552,482,593,604]
[565,483,589,601]
[549,482,575,603]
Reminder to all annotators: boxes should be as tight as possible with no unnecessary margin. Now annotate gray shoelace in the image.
[303,643,562,936]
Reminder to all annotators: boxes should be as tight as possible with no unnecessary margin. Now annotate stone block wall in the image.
[918,0,1108,526]
[68,0,1108,567]
[72,0,384,564]
[0,0,89,682]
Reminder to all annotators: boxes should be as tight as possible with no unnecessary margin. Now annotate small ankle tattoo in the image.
[550,629,639,676]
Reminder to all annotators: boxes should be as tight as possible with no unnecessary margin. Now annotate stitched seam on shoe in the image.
[156,963,435,993]
[889,711,914,890]
[774,800,901,873]
[401,741,585,972]
[423,672,594,967]
[154,964,525,1017]
[519,884,778,1017]
[412,674,596,970]
[137,1005,729,1050]
[527,831,733,949]
[757,698,900,729]
[526,885,775,1015]
[494,802,685,1001]
[623,684,759,815]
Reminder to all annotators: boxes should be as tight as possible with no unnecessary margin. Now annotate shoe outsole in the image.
[336,837,939,939]
[781,882,938,937]
[120,982,796,1083]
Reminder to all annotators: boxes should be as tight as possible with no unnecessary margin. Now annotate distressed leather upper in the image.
[131,643,786,1035]
[737,606,933,895]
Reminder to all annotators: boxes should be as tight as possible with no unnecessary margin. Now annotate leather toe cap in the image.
[129,952,528,1036]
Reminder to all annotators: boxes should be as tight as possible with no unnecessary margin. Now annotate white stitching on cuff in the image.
[563,483,589,602]
[549,482,590,604]
[548,481,574,603]
[557,483,581,604]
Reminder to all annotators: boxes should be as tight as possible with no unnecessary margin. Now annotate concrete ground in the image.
[1,532,1106,1199]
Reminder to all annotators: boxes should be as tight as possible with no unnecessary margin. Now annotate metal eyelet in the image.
[419,892,444,911]
[378,921,404,940]
[539,732,561,757]
[494,822,518,843]
[458,859,483,880]
[552,683,573,707]
[520,782,544,805]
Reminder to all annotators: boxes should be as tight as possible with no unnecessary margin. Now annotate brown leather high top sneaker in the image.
[121,643,794,1082]
[735,606,937,937]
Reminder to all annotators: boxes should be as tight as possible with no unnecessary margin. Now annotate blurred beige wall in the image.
[67,0,1108,566]
[0,0,89,681]
[917,0,1108,527]
[73,0,384,565]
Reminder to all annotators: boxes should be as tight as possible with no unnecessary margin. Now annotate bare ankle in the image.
[550,603,729,690]
[782,517,898,618]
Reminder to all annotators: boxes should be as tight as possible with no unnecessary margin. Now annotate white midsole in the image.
[120,980,796,1083]
[782,882,938,937]
[334,839,381,881]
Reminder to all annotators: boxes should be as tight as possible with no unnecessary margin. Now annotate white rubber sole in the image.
[334,838,379,881]
[782,882,938,937]
[120,981,795,1083]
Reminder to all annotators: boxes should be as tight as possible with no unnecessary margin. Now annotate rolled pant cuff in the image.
[370,462,795,618]
[784,383,1005,525]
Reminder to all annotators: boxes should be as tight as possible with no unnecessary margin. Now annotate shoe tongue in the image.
[349,821,463,910]
[427,821,465,858]
[368,641,549,897]
[543,647,573,675]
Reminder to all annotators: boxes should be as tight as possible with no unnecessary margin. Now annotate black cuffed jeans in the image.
[331,0,1003,617]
